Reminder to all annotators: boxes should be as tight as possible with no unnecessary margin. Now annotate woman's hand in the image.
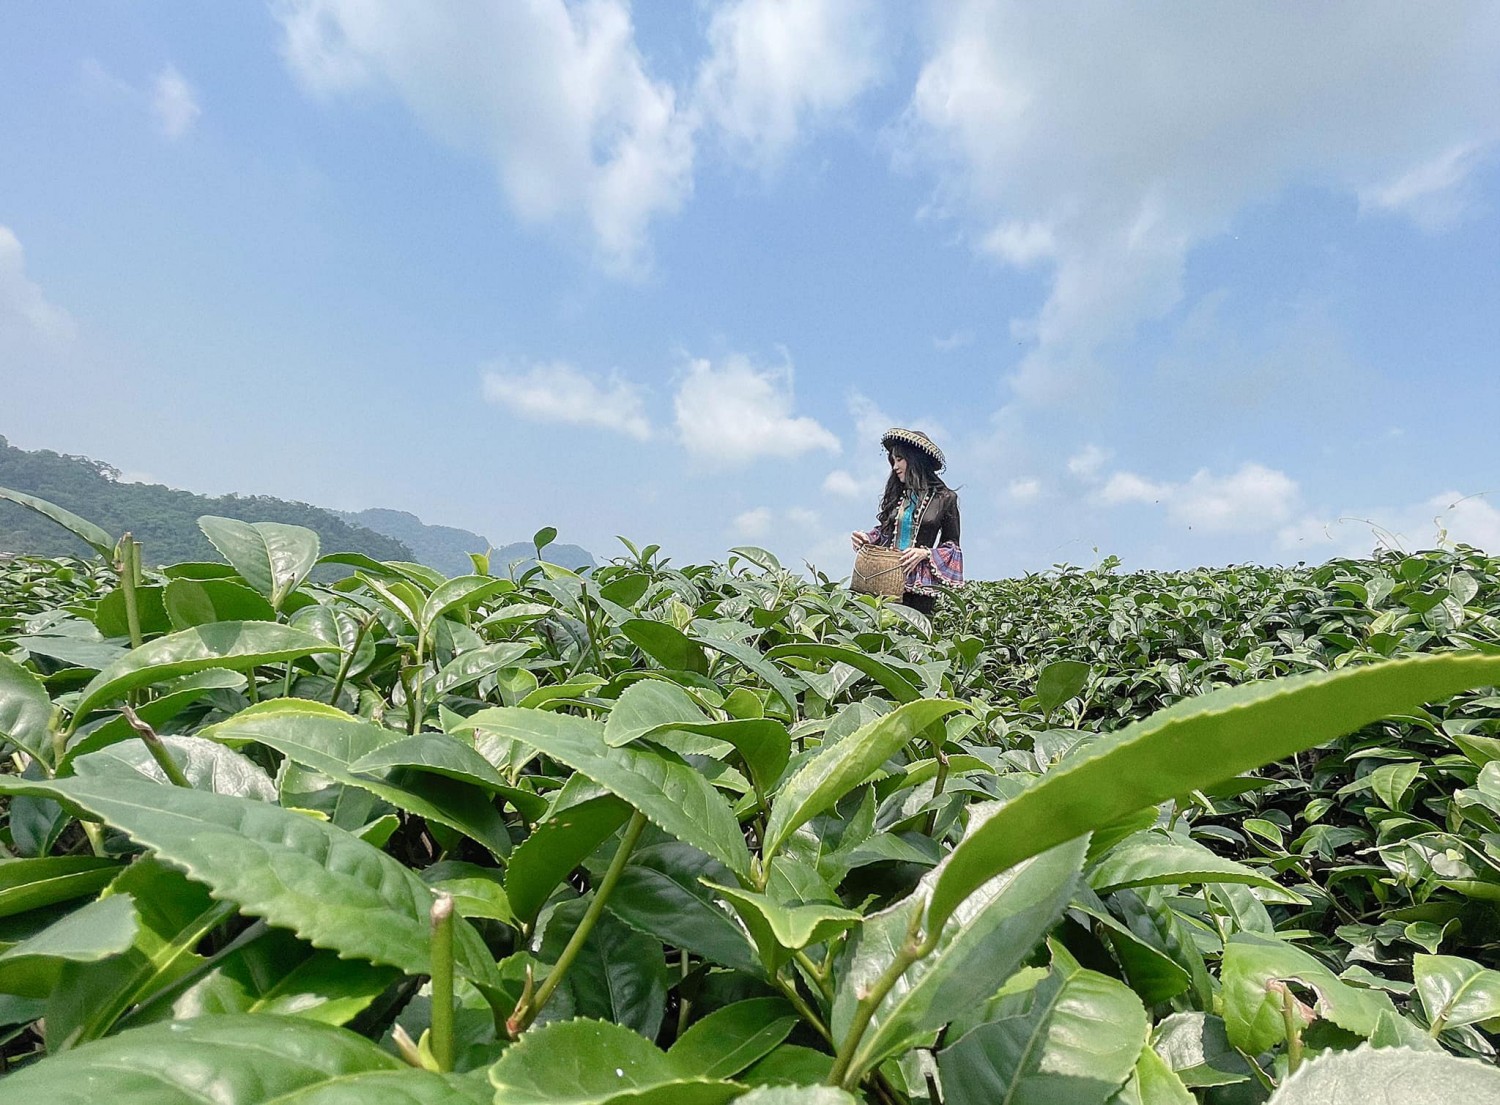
[899,546,930,570]
[850,530,871,551]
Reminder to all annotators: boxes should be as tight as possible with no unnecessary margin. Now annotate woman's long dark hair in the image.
[878,441,945,527]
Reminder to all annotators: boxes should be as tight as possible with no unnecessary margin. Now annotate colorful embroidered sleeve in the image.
[865,517,892,547]
[906,541,963,593]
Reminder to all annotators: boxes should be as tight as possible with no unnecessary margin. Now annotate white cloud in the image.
[275,0,694,274]
[731,506,774,538]
[696,0,882,168]
[481,361,651,440]
[152,66,201,139]
[1358,142,1489,231]
[822,469,865,498]
[674,353,840,464]
[1066,444,1110,481]
[901,2,1500,399]
[1097,471,1168,506]
[0,227,75,349]
[1099,462,1300,534]
[787,506,820,529]
[1279,491,1500,557]
[1005,476,1041,503]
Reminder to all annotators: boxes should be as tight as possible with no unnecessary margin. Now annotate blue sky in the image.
[3,2,1498,579]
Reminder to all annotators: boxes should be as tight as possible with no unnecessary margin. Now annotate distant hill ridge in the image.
[336,508,595,577]
[0,436,594,575]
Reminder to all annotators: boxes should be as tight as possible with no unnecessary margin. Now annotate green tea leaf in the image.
[0,894,138,998]
[608,842,760,976]
[0,1014,489,1104]
[0,486,114,557]
[762,699,968,860]
[0,775,501,990]
[669,998,798,1079]
[0,856,122,919]
[622,620,710,675]
[198,516,320,610]
[1089,832,1305,900]
[930,654,1500,932]
[71,622,337,724]
[1413,953,1500,1032]
[1036,659,1091,716]
[468,707,752,879]
[506,791,632,926]
[1265,1043,1500,1104]
[0,653,55,765]
[163,577,275,629]
[937,956,1148,1105]
[488,1018,741,1105]
[1220,933,1396,1054]
[765,643,922,704]
[833,835,1086,1079]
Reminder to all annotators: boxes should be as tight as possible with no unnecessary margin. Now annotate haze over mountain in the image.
[336,507,595,577]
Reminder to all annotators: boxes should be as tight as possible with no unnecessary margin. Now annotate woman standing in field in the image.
[850,427,963,616]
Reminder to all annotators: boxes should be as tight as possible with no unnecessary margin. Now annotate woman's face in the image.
[888,449,908,483]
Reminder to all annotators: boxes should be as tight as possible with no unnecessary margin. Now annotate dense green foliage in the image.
[0,492,1497,1103]
[0,436,412,564]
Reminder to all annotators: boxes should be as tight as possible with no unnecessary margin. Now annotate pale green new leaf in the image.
[930,653,1500,932]
[198,516,320,610]
[421,575,516,638]
[71,622,337,724]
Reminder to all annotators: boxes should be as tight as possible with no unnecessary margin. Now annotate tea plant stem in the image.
[923,747,950,837]
[118,536,143,650]
[1280,983,1304,1074]
[328,615,373,707]
[774,975,833,1045]
[793,949,833,1001]
[829,907,933,1089]
[509,810,648,1037]
[121,705,191,788]
[429,894,456,1073]
[409,639,427,735]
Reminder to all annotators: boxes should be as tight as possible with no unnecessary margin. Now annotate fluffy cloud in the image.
[152,66,201,139]
[481,361,651,440]
[674,354,840,464]
[902,2,1500,399]
[1279,491,1500,558]
[1006,477,1041,503]
[1099,462,1300,534]
[275,0,694,274]
[0,227,75,349]
[696,0,882,168]
[1066,444,1110,481]
[731,506,773,539]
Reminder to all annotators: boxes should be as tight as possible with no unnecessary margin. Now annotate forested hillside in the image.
[0,436,412,564]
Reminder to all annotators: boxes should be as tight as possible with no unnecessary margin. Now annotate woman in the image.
[850,427,963,615]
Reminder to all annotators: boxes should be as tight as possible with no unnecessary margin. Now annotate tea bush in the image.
[0,486,1497,1104]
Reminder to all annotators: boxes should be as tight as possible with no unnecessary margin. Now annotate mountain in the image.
[0,436,596,576]
[0,436,412,566]
[338,508,596,577]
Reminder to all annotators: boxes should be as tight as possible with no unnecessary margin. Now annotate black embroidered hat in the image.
[880,427,945,472]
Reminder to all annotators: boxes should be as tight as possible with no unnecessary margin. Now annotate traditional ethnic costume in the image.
[861,428,964,616]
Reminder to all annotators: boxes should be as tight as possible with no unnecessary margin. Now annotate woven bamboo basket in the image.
[851,545,906,597]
